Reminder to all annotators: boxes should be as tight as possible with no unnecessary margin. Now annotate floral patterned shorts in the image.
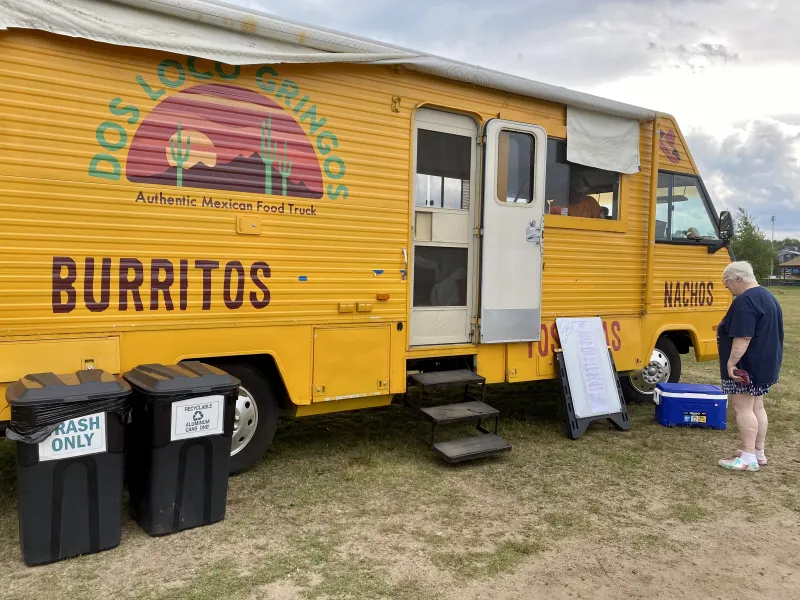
[720,379,772,396]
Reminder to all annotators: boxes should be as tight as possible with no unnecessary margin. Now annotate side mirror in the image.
[719,211,734,240]
[709,211,734,254]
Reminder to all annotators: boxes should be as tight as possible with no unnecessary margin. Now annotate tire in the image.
[620,337,682,404]
[216,362,279,475]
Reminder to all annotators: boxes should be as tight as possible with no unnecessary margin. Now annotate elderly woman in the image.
[717,261,784,472]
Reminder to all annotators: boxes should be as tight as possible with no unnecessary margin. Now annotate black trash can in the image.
[5,370,131,566]
[123,362,239,536]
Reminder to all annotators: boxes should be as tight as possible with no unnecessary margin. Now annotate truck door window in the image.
[544,138,620,219]
[415,129,471,209]
[656,172,719,242]
[496,131,535,203]
[655,172,671,239]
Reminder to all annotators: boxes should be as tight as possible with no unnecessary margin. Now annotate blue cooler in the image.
[654,383,727,429]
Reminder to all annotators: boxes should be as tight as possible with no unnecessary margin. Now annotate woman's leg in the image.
[731,393,758,455]
[753,395,768,457]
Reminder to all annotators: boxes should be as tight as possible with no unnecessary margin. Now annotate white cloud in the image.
[588,63,800,137]
[687,119,800,236]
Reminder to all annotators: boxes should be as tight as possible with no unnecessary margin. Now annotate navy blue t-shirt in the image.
[717,287,784,385]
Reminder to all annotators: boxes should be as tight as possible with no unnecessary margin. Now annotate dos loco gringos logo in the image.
[89,59,348,202]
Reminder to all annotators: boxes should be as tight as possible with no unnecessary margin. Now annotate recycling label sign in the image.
[39,412,107,462]
[171,395,225,441]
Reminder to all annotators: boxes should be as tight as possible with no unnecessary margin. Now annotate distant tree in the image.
[776,237,800,255]
[731,208,775,280]
[778,237,800,248]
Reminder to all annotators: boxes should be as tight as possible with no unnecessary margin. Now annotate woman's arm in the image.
[727,336,752,380]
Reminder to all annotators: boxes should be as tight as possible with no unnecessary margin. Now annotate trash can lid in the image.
[123,362,240,397]
[6,369,131,407]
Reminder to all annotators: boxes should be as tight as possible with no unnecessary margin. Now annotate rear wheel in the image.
[216,363,279,475]
[620,337,681,404]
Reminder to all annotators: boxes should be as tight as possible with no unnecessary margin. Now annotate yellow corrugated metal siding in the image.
[651,246,731,313]
[0,31,410,335]
[539,124,652,318]
[0,29,571,344]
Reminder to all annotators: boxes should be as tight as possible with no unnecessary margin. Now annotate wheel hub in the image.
[629,349,671,394]
[231,386,258,457]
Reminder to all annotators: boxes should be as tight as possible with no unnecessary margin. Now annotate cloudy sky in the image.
[230,0,800,240]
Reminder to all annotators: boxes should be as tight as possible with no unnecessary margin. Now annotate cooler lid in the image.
[655,383,725,395]
[6,369,131,407]
[123,362,240,396]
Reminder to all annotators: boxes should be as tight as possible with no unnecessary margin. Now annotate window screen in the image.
[416,129,471,209]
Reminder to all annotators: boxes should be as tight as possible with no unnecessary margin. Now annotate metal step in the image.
[419,401,499,425]
[433,434,511,463]
[407,369,485,389]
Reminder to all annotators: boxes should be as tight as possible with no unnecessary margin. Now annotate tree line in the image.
[730,208,798,281]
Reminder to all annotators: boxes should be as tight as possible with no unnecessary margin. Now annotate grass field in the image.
[1,289,799,599]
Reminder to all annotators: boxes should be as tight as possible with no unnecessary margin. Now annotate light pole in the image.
[771,214,776,286]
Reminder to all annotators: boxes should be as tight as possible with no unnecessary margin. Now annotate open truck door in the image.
[479,120,547,343]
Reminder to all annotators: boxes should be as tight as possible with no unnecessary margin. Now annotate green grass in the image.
[0,287,798,599]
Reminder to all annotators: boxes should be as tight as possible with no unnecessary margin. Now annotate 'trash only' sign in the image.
[38,413,107,462]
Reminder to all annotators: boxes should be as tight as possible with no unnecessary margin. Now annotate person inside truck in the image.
[567,177,603,218]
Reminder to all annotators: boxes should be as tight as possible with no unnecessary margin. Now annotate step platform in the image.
[420,400,499,425]
[407,369,485,389]
[433,434,512,464]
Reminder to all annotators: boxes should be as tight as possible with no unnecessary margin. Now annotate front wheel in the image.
[620,337,681,404]
[216,363,279,475]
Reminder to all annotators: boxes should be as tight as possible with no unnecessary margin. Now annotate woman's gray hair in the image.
[722,261,757,283]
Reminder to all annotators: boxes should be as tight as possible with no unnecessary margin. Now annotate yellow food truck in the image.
[0,0,733,471]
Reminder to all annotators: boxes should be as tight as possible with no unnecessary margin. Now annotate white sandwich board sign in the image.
[555,317,630,438]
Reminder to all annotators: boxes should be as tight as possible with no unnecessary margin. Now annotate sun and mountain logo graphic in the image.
[126,83,323,199]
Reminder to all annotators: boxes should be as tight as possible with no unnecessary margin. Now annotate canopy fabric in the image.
[0,0,656,122]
